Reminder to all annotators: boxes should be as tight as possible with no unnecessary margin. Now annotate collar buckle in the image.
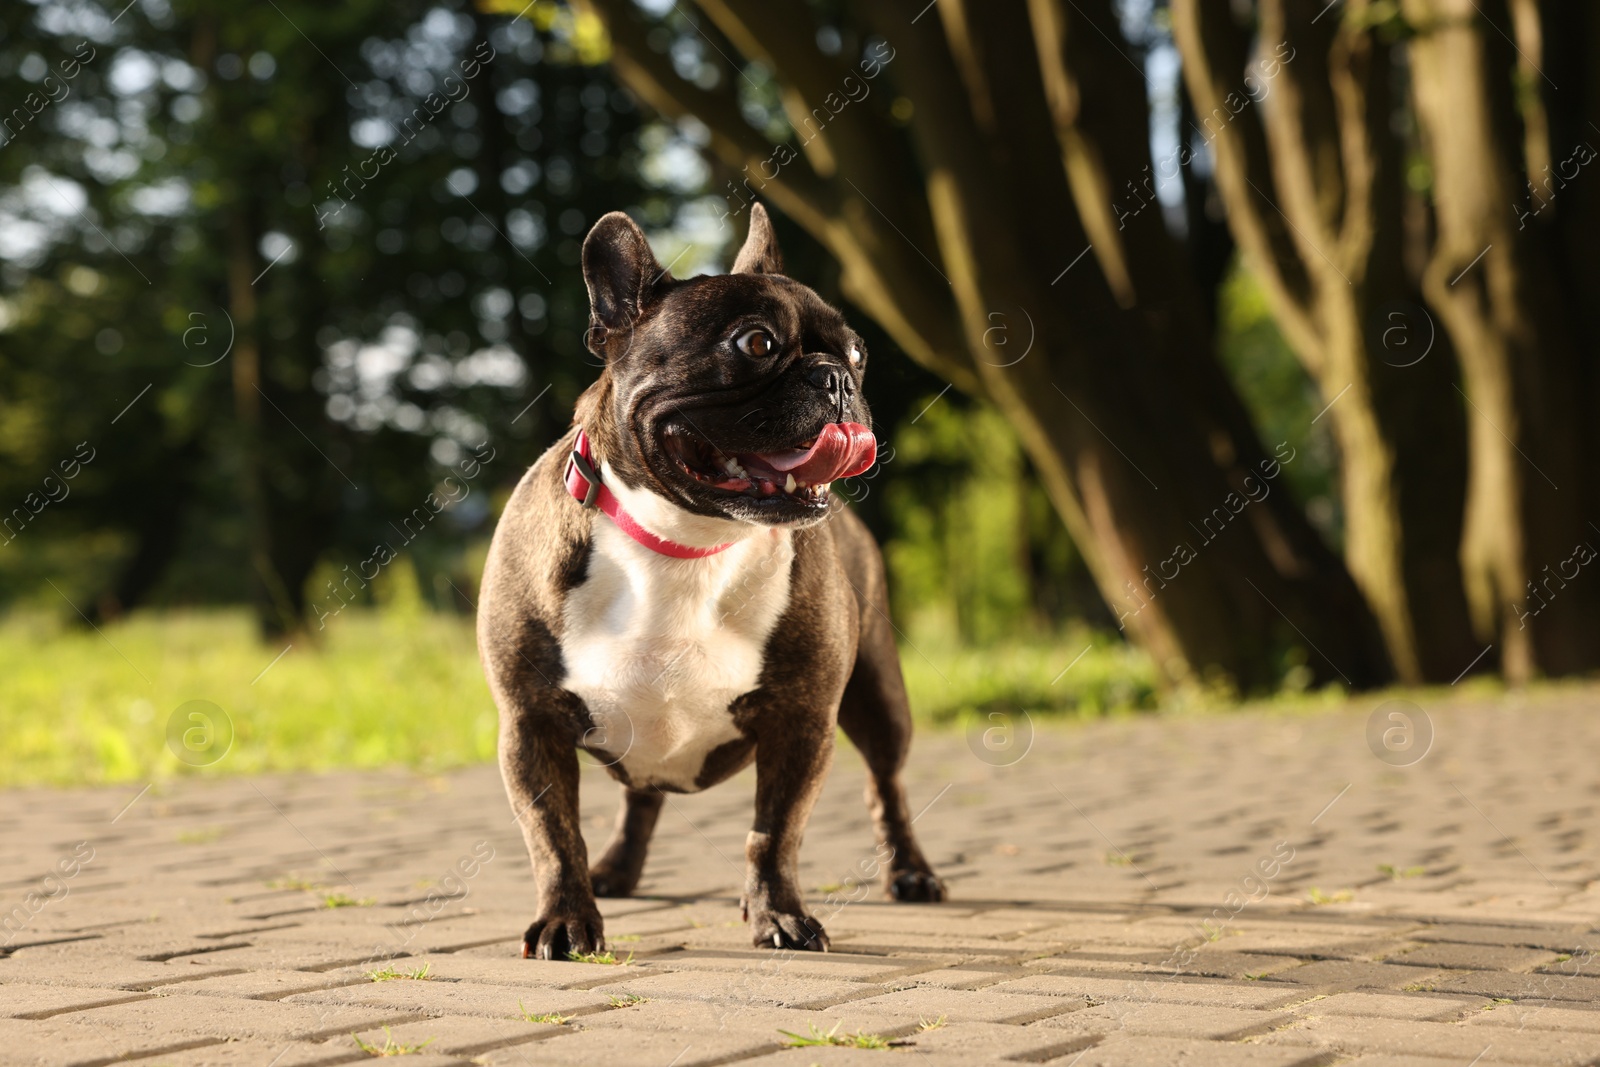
[568,449,601,508]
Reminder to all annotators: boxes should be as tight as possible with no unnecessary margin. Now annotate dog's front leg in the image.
[501,709,602,960]
[744,716,835,951]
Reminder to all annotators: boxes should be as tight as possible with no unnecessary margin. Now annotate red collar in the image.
[564,428,736,559]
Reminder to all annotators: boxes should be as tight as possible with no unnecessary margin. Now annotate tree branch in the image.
[577,0,981,393]
[1171,0,1321,363]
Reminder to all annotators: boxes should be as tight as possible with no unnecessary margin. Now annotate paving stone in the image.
[1386,941,1560,972]
[283,978,615,1020]
[7,693,1600,1065]
[1260,1013,1600,1064]
[0,1017,227,1067]
[906,1019,1105,1062]
[1334,1057,1474,1067]
[0,959,243,991]
[1291,991,1483,1021]
[597,967,883,1009]
[627,946,919,981]
[1410,923,1593,952]
[1032,1001,1295,1040]
[990,972,1307,1010]
[1464,999,1600,1033]
[475,1027,773,1066]
[52,992,420,1042]
[904,966,1026,989]
[1427,969,1600,1002]
[1058,1033,1329,1066]
[1272,959,1452,991]
[839,985,1083,1024]
[348,1012,559,1056]
[138,1037,373,1067]
[153,968,368,1000]
[0,982,154,1019]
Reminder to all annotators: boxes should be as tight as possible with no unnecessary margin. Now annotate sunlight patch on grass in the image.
[0,609,495,787]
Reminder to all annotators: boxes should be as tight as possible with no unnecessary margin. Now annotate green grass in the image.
[517,1001,572,1024]
[606,993,648,1007]
[1378,864,1426,880]
[0,608,495,787]
[351,1027,434,1057]
[0,608,1170,788]
[1308,887,1355,905]
[366,963,431,982]
[322,892,376,909]
[900,623,1159,723]
[567,948,633,965]
[778,1022,892,1049]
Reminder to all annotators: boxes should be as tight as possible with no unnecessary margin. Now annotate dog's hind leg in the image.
[837,610,946,903]
[589,786,664,897]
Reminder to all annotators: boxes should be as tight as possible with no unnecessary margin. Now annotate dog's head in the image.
[576,204,874,527]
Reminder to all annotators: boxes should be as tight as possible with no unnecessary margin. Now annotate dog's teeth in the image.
[784,473,797,494]
[818,482,830,493]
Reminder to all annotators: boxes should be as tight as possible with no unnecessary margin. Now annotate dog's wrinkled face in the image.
[580,204,873,526]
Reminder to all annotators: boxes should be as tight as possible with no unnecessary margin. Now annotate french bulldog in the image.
[477,204,944,959]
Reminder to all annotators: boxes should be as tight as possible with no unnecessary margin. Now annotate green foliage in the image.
[0,0,654,627]
[0,608,494,787]
[1215,257,1342,545]
[882,396,1100,644]
[900,624,1157,724]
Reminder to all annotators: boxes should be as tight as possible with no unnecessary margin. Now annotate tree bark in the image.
[1173,0,1478,683]
[578,0,1393,691]
[1401,0,1600,679]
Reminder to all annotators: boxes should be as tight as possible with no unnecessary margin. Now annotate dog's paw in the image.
[521,909,605,960]
[749,908,830,952]
[888,866,946,903]
[588,862,639,899]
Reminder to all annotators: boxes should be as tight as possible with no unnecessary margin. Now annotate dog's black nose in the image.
[806,364,841,394]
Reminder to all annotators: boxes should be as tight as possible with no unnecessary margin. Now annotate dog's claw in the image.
[521,912,604,960]
[751,909,830,952]
[888,868,946,903]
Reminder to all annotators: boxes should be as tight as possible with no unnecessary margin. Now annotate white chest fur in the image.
[558,470,794,791]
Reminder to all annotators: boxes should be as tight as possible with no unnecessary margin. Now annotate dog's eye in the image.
[735,328,776,357]
[848,345,863,366]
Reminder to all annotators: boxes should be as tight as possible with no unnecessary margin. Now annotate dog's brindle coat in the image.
[478,205,943,958]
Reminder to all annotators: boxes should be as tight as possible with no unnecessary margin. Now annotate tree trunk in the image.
[227,199,297,635]
[1172,0,1479,684]
[576,0,1393,691]
[1402,0,1600,679]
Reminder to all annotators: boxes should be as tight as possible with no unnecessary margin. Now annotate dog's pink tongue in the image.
[760,422,876,483]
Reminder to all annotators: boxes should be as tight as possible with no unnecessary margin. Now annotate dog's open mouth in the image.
[663,421,877,505]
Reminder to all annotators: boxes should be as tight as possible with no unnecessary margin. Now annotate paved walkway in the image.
[4,687,1600,1066]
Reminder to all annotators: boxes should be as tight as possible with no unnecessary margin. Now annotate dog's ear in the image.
[582,212,666,348]
[731,202,783,275]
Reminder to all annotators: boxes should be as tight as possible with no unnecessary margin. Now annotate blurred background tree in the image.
[569,0,1600,690]
[2,0,1594,743]
[0,0,1112,666]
